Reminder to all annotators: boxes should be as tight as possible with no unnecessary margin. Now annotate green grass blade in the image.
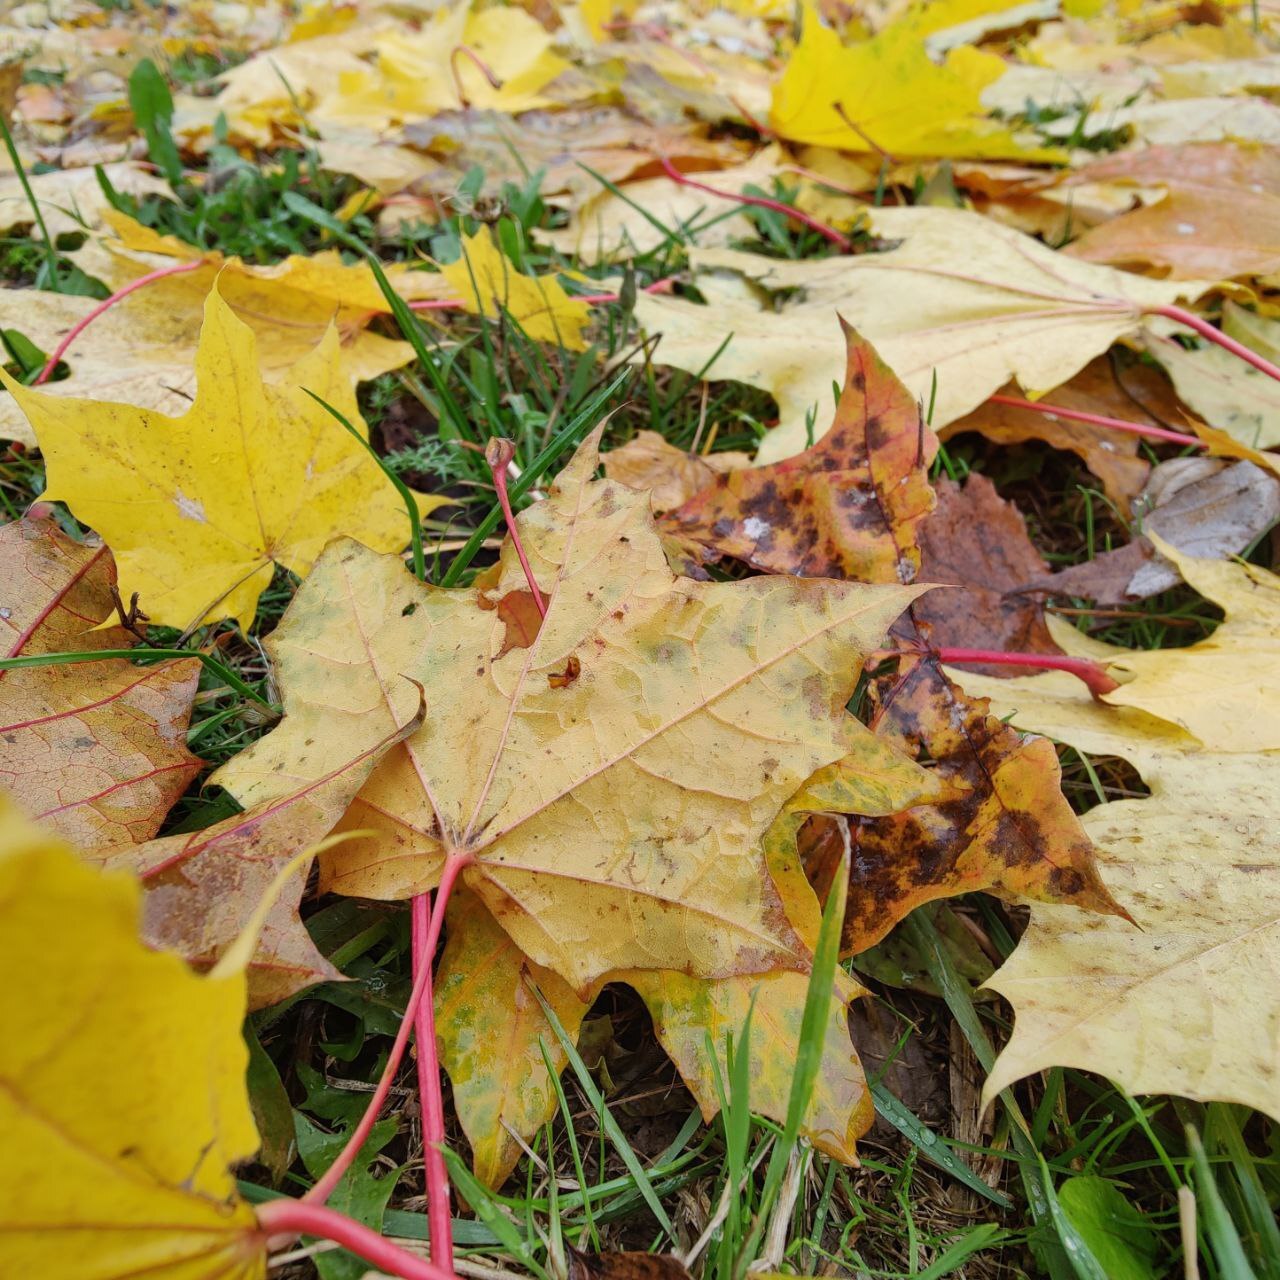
[1187,1126,1260,1280]
[529,982,674,1236]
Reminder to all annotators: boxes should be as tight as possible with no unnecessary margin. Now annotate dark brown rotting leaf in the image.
[567,1246,693,1280]
[478,587,545,658]
[915,472,1061,667]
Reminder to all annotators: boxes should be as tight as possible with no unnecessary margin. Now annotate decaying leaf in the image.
[93,708,422,1009]
[0,510,201,848]
[1040,458,1280,604]
[914,472,1058,660]
[957,652,1280,1122]
[0,798,262,1279]
[634,208,1208,463]
[216,427,921,992]
[3,284,439,631]
[440,227,591,349]
[566,1246,692,1280]
[843,654,1125,955]
[630,728,956,1163]
[435,889,591,1188]
[603,430,750,514]
[666,320,938,585]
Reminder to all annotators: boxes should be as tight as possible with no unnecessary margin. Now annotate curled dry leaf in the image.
[603,430,750,514]
[634,207,1208,464]
[939,357,1172,510]
[839,654,1126,955]
[666,320,938,586]
[914,472,1059,662]
[0,798,262,1279]
[3,284,445,631]
[215,427,922,993]
[0,510,201,849]
[1040,458,1280,604]
[957,658,1280,1123]
[93,704,424,1010]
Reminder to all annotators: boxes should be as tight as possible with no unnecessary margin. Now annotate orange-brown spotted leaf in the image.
[0,510,201,848]
[435,889,590,1187]
[666,320,938,585]
[839,655,1125,954]
[91,707,421,1010]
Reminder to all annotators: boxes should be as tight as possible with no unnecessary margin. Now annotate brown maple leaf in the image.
[0,509,201,848]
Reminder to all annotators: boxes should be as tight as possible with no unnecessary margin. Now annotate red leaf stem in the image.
[985,393,1203,448]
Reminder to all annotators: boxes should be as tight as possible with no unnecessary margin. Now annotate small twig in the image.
[986,393,1203,448]
[408,276,677,313]
[485,438,547,618]
[450,45,502,108]
[108,586,151,643]
[657,154,852,251]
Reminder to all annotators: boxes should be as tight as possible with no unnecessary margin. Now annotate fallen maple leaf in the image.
[215,427,922,992]
[0,510,201,848]
[1097,536,1280,751]
[0,797,262,1278]
[938,357,1166,510]
[435,888,591,1187]
[771,3,1059,161]
[843,653,1126,954]
[603,430,750,513]
[0,160,168,240]
[629,728,956,1163]
[914,472,1058,661]
[3,283,444,631]
[664,320,938,585]
[93,706,423,1009]
[956,650,1279,1121]
[1062,142,1280,282]
[633,208,1208,463]
[440,227,591,349]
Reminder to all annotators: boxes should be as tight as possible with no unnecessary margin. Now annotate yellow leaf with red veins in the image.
[628,725,957,1163]
[215,427,922,993]
[92,706,423,1010]
[3,284,446,632]
[0,511,201,848]
[0,798,263,1279]
[665,321,938,586]
[841,654,1126,955]
[435,889,592,1188]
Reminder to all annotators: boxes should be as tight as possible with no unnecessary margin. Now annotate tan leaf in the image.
[633,207,1207,463]
[604,430,749,514]
[0,510,201,849]
[214,427,922,992]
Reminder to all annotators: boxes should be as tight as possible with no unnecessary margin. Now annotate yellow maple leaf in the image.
[2,281,445,631]
[441,227,592,349]
[214,427,922,992]
[770,3,1062,161]
[0,797,263,1279]
[954,604,1280,1121]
